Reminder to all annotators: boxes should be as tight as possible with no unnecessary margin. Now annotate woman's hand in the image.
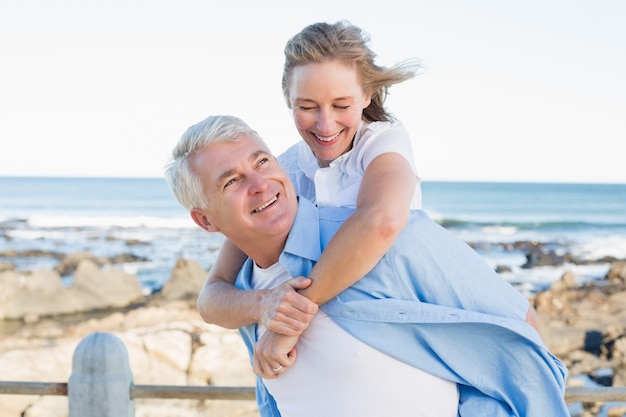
[260,277,318,336]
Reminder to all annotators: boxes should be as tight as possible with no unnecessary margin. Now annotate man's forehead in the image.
[203,137,269,178]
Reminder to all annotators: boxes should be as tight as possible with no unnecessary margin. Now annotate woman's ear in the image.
[363,90,372,109]
[190,208,220,232]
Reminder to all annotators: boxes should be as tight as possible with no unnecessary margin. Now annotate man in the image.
[165,115,568,417]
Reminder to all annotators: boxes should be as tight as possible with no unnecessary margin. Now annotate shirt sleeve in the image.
[355,121,422,209]
[357,121,418,175]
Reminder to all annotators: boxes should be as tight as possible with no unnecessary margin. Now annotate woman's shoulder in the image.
[360,120,407,137]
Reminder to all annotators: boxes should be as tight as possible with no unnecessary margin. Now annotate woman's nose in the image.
[316,108,336,133]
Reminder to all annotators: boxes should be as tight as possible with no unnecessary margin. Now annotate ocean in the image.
[1,177,625,296]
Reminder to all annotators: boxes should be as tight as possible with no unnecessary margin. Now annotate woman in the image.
[198,20,423,343]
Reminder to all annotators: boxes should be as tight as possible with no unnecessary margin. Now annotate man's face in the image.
[189,134,298,249]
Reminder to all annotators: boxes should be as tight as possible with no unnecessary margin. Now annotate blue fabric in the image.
[237,198,568,417]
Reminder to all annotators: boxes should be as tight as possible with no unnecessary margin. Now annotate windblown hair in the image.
[164,115,262,210]
[281,20,422,122]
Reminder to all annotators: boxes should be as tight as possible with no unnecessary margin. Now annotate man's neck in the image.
[240,237,286,269]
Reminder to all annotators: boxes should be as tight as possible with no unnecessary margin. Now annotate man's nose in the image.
[248,172,270,193]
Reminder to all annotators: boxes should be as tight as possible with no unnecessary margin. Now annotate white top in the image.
[252,262,458,417]
[278,121,422,209]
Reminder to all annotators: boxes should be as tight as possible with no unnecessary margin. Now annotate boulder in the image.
[0,269,80,321]
[607,261,626,282]
[69,259,144,310]
[158,258,207,301]
[55,252,98,276]
[0,261,14,273]
[0,260,144,321]
[0,302,258,417]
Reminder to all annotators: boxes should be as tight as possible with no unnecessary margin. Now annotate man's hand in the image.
[253,330,300,379]
[259,277,318,336]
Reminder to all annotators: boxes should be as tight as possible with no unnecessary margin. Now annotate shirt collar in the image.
[281,197,322,264]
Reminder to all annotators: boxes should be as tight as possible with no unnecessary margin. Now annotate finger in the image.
[282,281,319,314]
[253,349,279,379]
[286,276,313,290]
[266,312,312,336]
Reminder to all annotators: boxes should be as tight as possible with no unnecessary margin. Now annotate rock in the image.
[521,246,565,268]
[495,265,511,273]
[0,260,144,321]
[0,269,81,320]
[69,259,144,310]
[143,329,193,372]
[0,300,258,417]
[550,270,579,292]
[55,252,98,276]
[158,258,207,301]
[607,261,626,282]
[607,405,626,417]
[0,261,14,273]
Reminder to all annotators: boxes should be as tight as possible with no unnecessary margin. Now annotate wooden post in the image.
[68,332,134,416]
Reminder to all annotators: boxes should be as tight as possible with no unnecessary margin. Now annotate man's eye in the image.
[224,178,237,188]
[258,157,269,166]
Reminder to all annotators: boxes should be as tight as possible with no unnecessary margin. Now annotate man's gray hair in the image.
[164,115,261,210]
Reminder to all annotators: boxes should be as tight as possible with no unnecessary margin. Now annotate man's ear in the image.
[190,208,220,232]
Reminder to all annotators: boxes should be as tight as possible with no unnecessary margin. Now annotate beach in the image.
[1,177,626,416]
[1,257,626,416]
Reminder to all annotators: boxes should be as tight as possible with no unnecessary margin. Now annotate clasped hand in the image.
[254,276,318,378]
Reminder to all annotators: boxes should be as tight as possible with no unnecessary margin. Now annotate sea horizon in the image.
[1,176,625,296]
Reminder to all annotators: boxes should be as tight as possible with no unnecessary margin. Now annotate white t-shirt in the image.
[278,120,422,209]
[252,262,459,417]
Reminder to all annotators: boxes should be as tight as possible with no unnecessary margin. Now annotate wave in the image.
[434,217,626,231]
[1,213,196,230]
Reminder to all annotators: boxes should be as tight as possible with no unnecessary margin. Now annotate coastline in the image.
[1,255,626,416]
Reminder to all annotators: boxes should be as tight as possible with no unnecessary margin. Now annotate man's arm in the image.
[197,238,318,334]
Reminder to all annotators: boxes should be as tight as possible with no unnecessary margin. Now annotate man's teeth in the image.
[253,196,277,213]
[314,132,340,142]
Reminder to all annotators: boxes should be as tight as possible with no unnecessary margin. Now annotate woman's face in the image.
[288,60,371,168]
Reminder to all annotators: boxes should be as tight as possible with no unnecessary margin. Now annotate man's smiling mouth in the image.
[252,195,278,213]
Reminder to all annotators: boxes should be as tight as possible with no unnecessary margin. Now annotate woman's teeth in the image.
[314,132,340,142]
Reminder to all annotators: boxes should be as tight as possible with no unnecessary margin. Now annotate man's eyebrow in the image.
[215,149,270,185]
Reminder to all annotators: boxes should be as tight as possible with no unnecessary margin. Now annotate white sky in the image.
[1,0,625,183]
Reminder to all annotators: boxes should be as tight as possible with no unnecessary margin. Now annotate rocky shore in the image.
[1,245,626,417]
[0,258,258,417]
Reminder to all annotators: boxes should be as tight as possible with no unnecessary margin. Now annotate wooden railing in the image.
[2,379,626,403]
[1,332,624,415]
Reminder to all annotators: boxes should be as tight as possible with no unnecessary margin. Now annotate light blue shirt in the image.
[236,198,568,417]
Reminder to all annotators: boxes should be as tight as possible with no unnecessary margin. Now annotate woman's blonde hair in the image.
[281,20,421,122]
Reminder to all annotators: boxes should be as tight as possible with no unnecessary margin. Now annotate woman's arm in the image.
[252,152,416,377]
[197,238,318,334]
[299,152,417,304]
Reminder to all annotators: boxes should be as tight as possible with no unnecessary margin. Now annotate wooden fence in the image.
[1,332,625,415]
